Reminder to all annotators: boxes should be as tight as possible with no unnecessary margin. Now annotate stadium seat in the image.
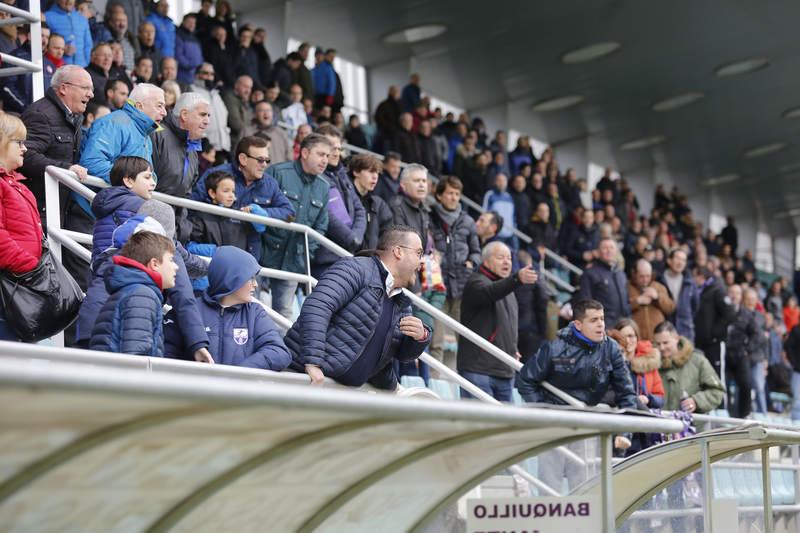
[400,375,426,389]
[428,378,458,401]
[712,466,736,501]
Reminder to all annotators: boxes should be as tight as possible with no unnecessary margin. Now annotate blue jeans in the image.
[751,360,767,414]
[459,370,513,402]
[269,278,298,320]
[791,371,800,421]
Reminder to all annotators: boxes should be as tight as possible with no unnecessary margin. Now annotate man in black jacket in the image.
[21,64,91,215]
[392,112,420,164]
[693,265,735,377]
[457,241,539,401]
[350,154,393,252]
[786,325,800,421]
[151,92,210,241]
[578,237,630,327]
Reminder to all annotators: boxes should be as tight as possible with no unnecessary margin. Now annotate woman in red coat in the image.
[610,318,665,408]
[0,111,43,340]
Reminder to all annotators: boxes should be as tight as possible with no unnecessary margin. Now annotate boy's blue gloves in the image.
[186,241,218,258]
[248,204,268,233]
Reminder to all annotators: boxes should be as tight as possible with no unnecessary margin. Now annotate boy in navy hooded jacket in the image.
[165,246,291,371]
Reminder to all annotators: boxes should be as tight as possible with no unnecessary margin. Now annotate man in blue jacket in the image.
[165,246,291,370]
[285,225,431,389]
[193,136,295,261]
[175,15,204,85]
[46,0,93,66]
[311,50,337,109]
[145,0,176,59]
[578,237,631,327]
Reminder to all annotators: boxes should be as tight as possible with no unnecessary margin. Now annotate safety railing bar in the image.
[540,268,576,293]
[544,248,583,275]
[0,1,41,21]
[693,412,799,432]
[0,66,39,77]
[49,228,91,262]
[418,353,500,405]
[61,229,93,246]
[509,467,561,497]
[194,254,317,286]
[0,17,33,27]
[255,300,293,330]
[629,504,800,519]
[0,53,42,72]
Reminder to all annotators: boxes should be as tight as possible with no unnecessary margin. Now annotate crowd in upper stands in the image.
[1,0,800,422]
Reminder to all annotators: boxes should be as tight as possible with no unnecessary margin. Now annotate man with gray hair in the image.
[151,92,210,240]
[81,82,167,182]
[222,75,254,149]
[191,62,229,152]
[390,163,431,251]
[457,241,539,401]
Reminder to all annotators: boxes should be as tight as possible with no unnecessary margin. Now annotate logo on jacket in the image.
[233,328,249,345]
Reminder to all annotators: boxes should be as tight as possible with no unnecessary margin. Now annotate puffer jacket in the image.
[390,193,430,250]
[90,186,144,263]
[164,247,291,370]
[44,5,92,66]
[608,331,665,409]
[145,12,176,58]
[80,102,158,182]
[314,162,367,269]
[429,205,481,300]
[263,160,329,273]
[657,271,698,341]
[76,215,210,355]
[660,337,725,412]
[517,324,637,408]
[175,27,204,84]
[89,255,165,356]
[728,307,767,363]
[356,190,393,252]
[193,162,295,261]
[0,169,42,274]
[285,256,431,389]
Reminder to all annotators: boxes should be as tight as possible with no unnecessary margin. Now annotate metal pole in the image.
[763,446,774,533]
[701,438,713,533]
[29,0,43,102]
[601,433,614,532]
[304,231,312,294]
[793,445,800,533]
[43,170,65,348]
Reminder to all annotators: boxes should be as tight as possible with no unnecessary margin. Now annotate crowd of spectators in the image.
[1,0,799,424]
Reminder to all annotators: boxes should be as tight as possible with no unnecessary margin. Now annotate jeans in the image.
[791,371,800,421]
[750,360,767,414]
[269,278,298,320]
[726,353,751,419]
[0,307,18,341]
[459,370,513,402]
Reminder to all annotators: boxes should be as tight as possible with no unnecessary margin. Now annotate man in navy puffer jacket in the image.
[285,225,431,389]
[165,247,291,370]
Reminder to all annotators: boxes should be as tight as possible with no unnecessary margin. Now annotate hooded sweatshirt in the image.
[165,246,291,370]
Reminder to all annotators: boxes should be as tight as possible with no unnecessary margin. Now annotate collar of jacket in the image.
[293,159,319,183]
[478,264,501,281]
[0,167,26,183]
[570,323,598,348]
[201,290,245,310]
[46,87,81,127]
[630,341,662,374]
[112,255,164,290]
[401,193,427,212]
[122,101,159,136]
[163,112,188,140]
[661,336,694,370]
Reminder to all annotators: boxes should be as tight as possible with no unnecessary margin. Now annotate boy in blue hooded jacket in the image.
[165,246,291,371]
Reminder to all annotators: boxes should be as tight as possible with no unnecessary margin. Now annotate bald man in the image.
[628,258,675,340]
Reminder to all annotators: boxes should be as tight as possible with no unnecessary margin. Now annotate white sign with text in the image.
[466,496,602,533]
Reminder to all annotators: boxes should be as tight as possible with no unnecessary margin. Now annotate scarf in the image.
[571,323,598,348]
[433,202,461,228]
[184,138,202,177]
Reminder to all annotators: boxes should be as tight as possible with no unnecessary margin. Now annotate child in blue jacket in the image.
[165,246,291,371]
[90,231,178,356]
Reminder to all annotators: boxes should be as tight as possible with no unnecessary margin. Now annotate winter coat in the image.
[203,41,236,88]
[356,191,393,252]
[234,45,260,82]
[429,206,480,300]
[80,102,158,182]
[89,256,165,356]
[151,112,200,198]
[457,266,521,379]
[527,218,556,253]
[786,327,800,372]
[694,277,735,349]
[482,189,516,239]
[629,281,676,341]
[389,194,430,250]
[189,82,229,152]
[400,83,421,113]
[175,27,204,84]
[0,168,42,274]
[392,129,420,164]
[510,190,532,234]
[314,163,367,268]
[165,247,291,370]
[89,186,144,263]
[221,90,252,148]
[146,12,176,58]
[293,64,314,101]
[262,160,329,273]
[374,97,400,137]
[417,135,441,175]
[193,162,294,260]
[189,209,249,251]
[607,332,665,408]
[138,43,163,79]
[515,278,550,361]
[578,261,631,327]
[660,337,725,413]
[517,324,637,408]
[20,87,83,211]
[77,215,210,354]
[285,256,431,388]
[374,172,400,205]
[784,306,800,333]
[44,6,92,66]
[728,307,768,363]
[2,42,32,113]
[657,271,699,342]
[311,61,337,97]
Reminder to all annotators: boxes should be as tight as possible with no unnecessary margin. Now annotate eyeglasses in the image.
[245,154,271,165]
[10,139,26,147]
[64,82,94,93]
[198,70,214,76]
[396,245,424,259]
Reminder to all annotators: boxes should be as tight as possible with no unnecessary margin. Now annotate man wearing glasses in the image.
[286,224,431,389]
[193,136,294,261]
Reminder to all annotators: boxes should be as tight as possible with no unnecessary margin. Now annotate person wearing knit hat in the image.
[137,199,176,240]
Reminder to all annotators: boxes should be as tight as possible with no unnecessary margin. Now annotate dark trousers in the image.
[726,353,752,419]
[62,201,93,293]
[697,340,722,377]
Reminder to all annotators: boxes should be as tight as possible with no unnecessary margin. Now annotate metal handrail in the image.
[0,2,42,100]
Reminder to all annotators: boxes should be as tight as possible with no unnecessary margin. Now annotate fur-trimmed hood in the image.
[661,336,694,370]
[630,341,661,374]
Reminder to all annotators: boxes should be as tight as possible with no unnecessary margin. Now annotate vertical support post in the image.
[44,168,62,261]
[793,445,800,533]
[303,231,312,294]
[762,447,774,533]
[600,433,614,533]
[701,438,713,533]
[29,0,42,102]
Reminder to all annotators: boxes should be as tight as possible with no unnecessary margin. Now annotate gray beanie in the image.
[137,199,176,240]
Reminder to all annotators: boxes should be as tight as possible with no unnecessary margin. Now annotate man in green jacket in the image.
[263,133,331,318]
[653,321,724,413]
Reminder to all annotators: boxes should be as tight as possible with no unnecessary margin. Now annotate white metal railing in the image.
[0,1,43,102]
